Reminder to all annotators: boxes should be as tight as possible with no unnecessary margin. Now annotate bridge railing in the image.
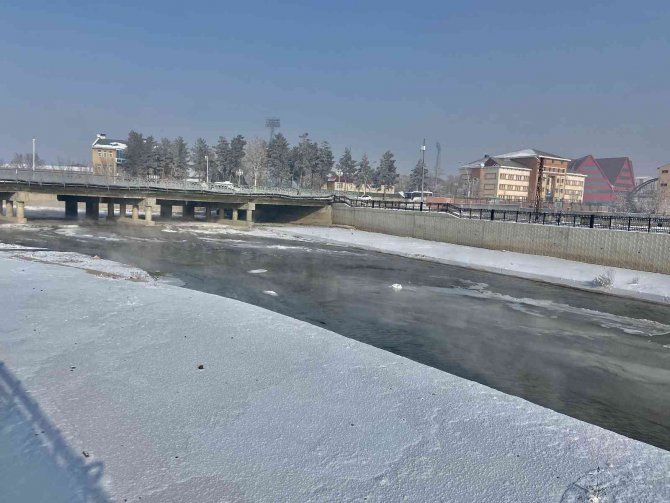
[333,195,670,234]
[0,168,333,199]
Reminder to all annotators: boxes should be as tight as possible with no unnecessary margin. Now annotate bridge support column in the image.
[232,209,238,221]
[205,205,214,222]
[15,201,26,223]
[145,205,153,223]
[85,199,99,220]
[246,209,253,223]
[160,204,173,219]
[183,203,194,220]
[65,200,78,219]
[132,205,139,221]
[107,202,115,220]
[4,200,14,218]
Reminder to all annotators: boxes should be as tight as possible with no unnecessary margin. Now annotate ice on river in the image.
[0,255,668,502]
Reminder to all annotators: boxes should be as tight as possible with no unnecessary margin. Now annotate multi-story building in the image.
[91,133,127,175]
[568,155,635,204]
[459,149,586,203]
[461,156,531,201]
[658,163,670,213]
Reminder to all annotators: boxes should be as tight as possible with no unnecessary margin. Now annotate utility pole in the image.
[534,157,545,214]
[205,155,209,183]
[236,168,243,186]
[32,138,36,171]
[420,139,426,203]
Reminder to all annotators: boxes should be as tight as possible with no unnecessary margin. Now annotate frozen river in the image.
[1,220,669,451]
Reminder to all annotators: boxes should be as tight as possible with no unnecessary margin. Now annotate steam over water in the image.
[1,220,669,450]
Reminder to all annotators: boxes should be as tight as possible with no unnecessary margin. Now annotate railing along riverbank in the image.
[333,195,670,234]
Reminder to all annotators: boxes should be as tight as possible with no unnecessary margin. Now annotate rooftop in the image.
[495,148,571,162]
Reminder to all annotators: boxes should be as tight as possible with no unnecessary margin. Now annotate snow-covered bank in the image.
[264,226,670,304]
[0,256,668,502]
[0,242,152,281]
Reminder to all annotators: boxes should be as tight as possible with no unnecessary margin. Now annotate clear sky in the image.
[1,0,668,175]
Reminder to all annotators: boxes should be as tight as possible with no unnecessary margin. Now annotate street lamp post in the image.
[420,139,426,204]
[335,168,343,192]
[236,169,243,186]
[205,155,209,183]
[32,138,36,171]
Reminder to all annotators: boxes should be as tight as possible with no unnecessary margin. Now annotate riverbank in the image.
[0,253,668,502]
[262,225,670,304]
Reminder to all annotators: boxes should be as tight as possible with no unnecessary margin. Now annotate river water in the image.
[1,218,669,451]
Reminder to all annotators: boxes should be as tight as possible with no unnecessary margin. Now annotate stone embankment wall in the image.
[332,205,670,274]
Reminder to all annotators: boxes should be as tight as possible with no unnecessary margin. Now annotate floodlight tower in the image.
[266,118,280,143]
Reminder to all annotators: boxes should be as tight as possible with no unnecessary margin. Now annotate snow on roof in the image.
[92,136,127,149]
[460,156,529,170]
[495,148,571,162]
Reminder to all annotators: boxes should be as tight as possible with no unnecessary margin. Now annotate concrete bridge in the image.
[0,169,334,225]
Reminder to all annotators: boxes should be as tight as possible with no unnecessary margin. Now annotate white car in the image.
[214,181,236,189]
[358,195,372,201]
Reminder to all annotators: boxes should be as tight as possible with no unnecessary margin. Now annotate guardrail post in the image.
[420,202,424,212]
[648,218,652,232]
[627,217,631,231]
[490,209,495,220]
[589,215,595,228]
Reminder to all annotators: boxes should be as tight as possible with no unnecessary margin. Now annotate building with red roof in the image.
[568,156,635,204]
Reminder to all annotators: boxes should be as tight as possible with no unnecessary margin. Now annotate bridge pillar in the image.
[107,202,115,220]
[182,203,195,220]
[4,200,14,218]
[65,200,78,219]
[205,205,214,222]
[85,199,99,220]
[231,209,238,221]
[15,201,26,222]
[160,204,173,219]
[145,205,153,223]
[119,202,127,218]
[246,209,253,223]
[132,204,139,221]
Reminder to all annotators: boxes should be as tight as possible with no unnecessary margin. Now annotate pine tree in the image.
[337,147,357,182]
[292,133,318,187]
[375,151,399,197]
[355,153,373,192]
[157,138,173,178]
[142,136,158,177]
[213,136,230,182]
[191,138,210,180]
[229,135,247,183]
[315,141,334,189]
[409,159,428,192]
[171,137,189,179]
[267,133,290,186]
[124,130,145,177]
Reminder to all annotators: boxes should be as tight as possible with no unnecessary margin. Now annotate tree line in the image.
[120,130,400,190]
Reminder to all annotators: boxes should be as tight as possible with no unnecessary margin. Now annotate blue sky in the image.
[1,0,668,174]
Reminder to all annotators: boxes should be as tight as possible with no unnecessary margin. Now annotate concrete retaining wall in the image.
[332,205,670,274]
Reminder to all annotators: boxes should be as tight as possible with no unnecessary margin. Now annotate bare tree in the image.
[243,137,268,187]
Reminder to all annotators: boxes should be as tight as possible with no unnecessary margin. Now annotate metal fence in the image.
[0,168,333,200]
[334,195,670,234]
